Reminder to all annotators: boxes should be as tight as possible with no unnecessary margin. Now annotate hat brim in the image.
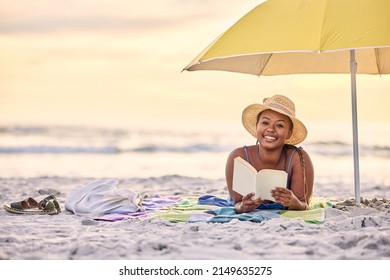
[242,104,307,145]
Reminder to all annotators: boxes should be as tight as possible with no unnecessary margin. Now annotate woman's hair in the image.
[284,145,311,208]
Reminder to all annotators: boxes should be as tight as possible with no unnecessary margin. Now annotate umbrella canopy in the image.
[184,0,390,74]
[183,0,390,204]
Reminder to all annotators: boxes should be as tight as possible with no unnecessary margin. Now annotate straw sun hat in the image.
[242,94,307,145]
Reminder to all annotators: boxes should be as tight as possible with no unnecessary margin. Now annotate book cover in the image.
[232,156,288,202]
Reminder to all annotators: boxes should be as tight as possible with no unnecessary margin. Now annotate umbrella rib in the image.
[318,0,331,51]
[375,48,382,75]
[258,53,273,75]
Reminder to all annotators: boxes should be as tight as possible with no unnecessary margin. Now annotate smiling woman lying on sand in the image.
[225,94,314,213]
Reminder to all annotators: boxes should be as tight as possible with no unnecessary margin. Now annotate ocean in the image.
[0,122,389,200]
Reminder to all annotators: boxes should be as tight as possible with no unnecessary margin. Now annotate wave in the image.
[0,125,128,138]
[307,141,390,157]
[0,145,120,154]
[0,125,389,157]
[0,143,227,154]
[129,143,227,153]
[0,142,389,157]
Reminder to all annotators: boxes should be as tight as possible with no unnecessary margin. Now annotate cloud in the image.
[0,16,183,34]
[0,0,259,34]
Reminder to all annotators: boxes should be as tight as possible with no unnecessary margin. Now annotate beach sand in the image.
[0,176,389,261]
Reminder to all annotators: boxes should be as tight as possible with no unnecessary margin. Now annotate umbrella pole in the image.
[350,49,361,205]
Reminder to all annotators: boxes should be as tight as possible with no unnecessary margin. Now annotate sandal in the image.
[3,194,61,215]
[39,195,61,213]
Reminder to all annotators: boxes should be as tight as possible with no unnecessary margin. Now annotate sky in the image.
[1,0,389,130]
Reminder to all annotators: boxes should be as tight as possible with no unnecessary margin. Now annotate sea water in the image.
[0,122,389,200]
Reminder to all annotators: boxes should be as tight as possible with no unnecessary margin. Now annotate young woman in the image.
[225,95,314,213]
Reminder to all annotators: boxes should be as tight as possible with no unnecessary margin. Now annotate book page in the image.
[232,157,288,202]
[255,170,287,201]
[232,157,256,197]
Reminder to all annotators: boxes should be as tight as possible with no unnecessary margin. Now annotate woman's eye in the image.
[276,124,284,128]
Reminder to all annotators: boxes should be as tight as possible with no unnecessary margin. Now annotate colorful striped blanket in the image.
[96,195,332,224]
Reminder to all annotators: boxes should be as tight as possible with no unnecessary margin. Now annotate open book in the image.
[232,156,287,202]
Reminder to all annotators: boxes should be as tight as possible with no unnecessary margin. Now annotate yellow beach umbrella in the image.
[184,0,390,204]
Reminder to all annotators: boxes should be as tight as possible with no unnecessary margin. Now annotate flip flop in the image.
[3,194,61,215]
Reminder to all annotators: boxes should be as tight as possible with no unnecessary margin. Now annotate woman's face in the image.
[256,109,293,148]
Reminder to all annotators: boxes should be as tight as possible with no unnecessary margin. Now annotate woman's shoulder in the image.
[285,144,309,155]
[228,145,256,159]
[285,145,313,167]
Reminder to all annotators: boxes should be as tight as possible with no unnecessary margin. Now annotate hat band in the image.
[267,103,294,117]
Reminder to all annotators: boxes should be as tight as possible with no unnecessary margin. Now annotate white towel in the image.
[65,179,144,216]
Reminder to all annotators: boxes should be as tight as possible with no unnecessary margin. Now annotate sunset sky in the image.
[1,0,389,129]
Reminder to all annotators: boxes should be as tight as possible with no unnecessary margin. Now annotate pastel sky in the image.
[1,0,389,129]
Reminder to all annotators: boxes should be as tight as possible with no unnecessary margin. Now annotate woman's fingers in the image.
[240,193,262,211]
[272,187,292,206]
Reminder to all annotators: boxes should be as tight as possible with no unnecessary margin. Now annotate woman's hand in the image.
[234,193,262,213]
[271,187,301,209]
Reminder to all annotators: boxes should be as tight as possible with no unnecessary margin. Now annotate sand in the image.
[0,176,389,261]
